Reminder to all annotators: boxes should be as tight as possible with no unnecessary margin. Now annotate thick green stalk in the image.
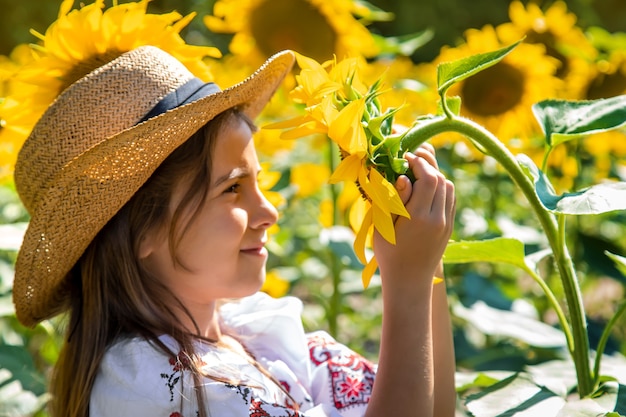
[400,115,594,397]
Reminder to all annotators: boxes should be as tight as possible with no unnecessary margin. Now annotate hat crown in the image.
[15,46,194,214]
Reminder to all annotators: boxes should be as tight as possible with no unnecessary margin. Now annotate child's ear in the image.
[138,230,159,259]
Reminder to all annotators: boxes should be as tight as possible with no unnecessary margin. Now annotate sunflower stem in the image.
[327,139,342,337]
[592,301,626,389]
[399,115,594,398]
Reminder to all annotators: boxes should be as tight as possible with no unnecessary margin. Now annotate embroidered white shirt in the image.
[90,292,377,417]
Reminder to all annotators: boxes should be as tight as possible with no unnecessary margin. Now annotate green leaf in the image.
[0,369,49,416]
[437,96,462,116]
[463,301,566,348]
[437,39,522,96]
[518,154,626,214]
[532,96,626,147]
[606,251,626,277]
[454,301,567,348]
[443,237,531,273]
[372,29,434,56]
[465,372,564,416]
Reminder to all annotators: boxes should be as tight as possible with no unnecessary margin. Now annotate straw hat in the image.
[13,45,295,327]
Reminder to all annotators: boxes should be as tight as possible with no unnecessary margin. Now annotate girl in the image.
[13,46,456,417]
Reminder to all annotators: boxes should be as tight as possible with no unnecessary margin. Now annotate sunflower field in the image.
[1,0,626,416]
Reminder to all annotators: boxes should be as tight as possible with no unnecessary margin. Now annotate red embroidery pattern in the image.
[308,332,375,409]
[250,399,271,417]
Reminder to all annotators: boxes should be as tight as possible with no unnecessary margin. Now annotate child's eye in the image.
[224,183,241,194]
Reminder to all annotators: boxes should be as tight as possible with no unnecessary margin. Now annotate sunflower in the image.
[204,0,382,66]
[432,25,560,143]
[0,45,41,182]
[2,0,221,181]
[497,0,596,100]
[270,53,411,287]
[17,0,220,118]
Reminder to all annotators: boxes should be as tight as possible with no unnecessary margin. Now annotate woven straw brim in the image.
[13,49,295,327]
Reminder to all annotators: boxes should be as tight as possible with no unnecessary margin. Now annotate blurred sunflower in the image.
[17,0,220,118]
[573,29,626,181]
[433,25,560,142]
[204,0,385,65]
[0,45,40,182]
[261,269,290,298]
[291,162,331,197]
[497,0,596,100]
[583,44,626,100]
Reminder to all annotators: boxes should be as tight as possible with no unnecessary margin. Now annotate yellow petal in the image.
[361,256,378,288]
[348,196,369,234]
[362,168,409,217]
[264,115,310,130]
[329,154,362,184]
[279,121,327,140]
[372,200,396,245]
[328,98,367,155]
[295,51,326,71]
[353,206,373,264]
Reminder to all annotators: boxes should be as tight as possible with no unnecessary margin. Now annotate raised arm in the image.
[365,146,456,417]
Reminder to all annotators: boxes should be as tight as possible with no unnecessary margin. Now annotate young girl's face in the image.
[140,116,278,307]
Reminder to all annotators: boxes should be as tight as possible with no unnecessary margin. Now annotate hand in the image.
[373,143,456,288]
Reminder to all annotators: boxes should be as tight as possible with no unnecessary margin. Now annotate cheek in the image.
[180,209,247,254]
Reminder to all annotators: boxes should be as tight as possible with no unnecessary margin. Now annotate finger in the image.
[429,170,448,215]
[391,174,412,225]
[414,147,439,170]
[418,142,436,158]
[405,156,439,214]
[396,175,412,205]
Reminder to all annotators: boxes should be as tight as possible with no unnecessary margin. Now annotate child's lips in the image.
[240,243,268,256]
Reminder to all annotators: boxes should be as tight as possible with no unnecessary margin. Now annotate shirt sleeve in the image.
[90,337,184,417]
[306,331,377,417]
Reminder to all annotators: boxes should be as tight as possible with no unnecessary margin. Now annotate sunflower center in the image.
[249,0,336,62]
[60,49,125,92]
[585,71,626,99]
[461,62,525,117]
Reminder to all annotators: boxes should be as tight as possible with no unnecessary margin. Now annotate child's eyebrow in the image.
[212,167,253,188]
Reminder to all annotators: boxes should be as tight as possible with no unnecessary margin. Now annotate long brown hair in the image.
[49,108,277,417]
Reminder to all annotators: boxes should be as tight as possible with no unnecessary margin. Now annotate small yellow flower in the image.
[261,269,290,298]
